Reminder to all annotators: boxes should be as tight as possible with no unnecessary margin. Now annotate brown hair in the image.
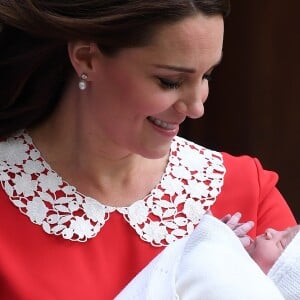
[0,0,230,137]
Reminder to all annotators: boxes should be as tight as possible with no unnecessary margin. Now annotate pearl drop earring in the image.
[78,73,88,90]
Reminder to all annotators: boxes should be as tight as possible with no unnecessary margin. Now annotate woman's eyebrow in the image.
[152,55,223,74]
[152,64,196,73]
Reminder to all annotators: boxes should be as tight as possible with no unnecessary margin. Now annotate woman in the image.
[0,1,296,299]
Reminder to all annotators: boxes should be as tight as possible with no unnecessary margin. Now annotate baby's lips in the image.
[245,238,254,250]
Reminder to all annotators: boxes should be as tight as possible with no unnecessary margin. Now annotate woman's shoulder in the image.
[175,136,275,176]
[220,151,279,184]
[175,136,280,195]
[174,136,266,172]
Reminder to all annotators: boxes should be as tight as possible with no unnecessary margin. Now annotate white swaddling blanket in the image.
[116,214,284,300]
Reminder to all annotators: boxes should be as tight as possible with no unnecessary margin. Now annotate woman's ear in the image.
[68,41,101,79]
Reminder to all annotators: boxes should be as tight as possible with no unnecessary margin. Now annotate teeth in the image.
[148,117,175,130]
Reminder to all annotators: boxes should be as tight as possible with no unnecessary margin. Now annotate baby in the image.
[224,211,300,299]
[224,211,300,271]
[116,213,300,300]
[240,217,300,299]
[246,223,300,271]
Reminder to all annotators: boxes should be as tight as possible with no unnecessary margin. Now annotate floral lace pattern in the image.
[0,131,226,245]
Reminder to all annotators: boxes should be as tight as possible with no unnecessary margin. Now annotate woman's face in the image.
[85,13,224,159]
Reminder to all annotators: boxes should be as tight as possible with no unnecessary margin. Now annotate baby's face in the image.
[246,227,294,274]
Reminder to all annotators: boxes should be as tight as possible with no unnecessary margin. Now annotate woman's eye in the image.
[203,73,213,82]
[158,77,182,90]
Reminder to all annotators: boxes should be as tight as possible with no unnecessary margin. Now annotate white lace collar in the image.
[0,131,226,245]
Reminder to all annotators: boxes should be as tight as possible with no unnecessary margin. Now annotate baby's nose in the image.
[265,228,278,239]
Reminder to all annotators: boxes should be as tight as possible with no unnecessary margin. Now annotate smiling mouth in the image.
[147,116,177,130]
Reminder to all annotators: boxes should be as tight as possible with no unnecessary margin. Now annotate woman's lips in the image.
[147,116,178,130]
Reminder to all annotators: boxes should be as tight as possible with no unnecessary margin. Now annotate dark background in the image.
[180,1,300,220]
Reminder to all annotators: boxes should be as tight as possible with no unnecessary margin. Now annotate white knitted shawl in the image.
[116,214,284,300]
[268,230,300,300]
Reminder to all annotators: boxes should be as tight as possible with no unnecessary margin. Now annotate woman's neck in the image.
[28,79,168,206]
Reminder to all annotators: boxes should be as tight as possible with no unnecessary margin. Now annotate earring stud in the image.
[78,73,88,90]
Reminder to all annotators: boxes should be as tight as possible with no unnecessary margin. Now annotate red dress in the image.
[0,132,296,299]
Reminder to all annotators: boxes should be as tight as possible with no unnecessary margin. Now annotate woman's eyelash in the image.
[158,73,212,90]
[203,73,213,81]
[158,78,182,89]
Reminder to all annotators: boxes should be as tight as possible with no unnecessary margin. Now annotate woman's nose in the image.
[173,81,209,119]
[173,99,205,119]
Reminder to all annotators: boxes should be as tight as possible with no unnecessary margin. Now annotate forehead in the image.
[151,14,223,47]
[146,14,224,63]
[283,225,300,239]
[113,14,224,72]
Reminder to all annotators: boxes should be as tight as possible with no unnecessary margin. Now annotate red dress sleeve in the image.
[211,153,296,238]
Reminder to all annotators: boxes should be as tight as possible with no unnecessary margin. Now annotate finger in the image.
[239,236,253,248]
[220,214,231,223]
[234,221,254,236]
[225,212,242,229]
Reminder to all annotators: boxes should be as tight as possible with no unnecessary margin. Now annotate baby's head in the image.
[246,225,300,274]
